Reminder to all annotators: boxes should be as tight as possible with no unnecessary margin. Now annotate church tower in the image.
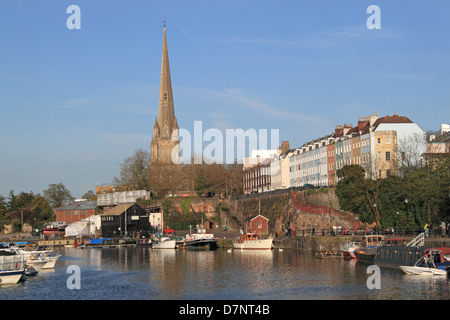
[150,25,180,165]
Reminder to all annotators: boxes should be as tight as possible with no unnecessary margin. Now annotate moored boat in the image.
[43,221,67,238]
[14,245,61,270]
[340,241,362,259]
[183,226,217,251]
[0,248,26,284]
[153,237,177,249]
[232,233,273,250]
[373,235,425,269]
[354,235,385,264]
[23,254,47,275]
[400,248,450,276]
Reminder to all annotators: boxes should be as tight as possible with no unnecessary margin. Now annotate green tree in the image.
[376,176,407,228]
[82,190,95,200]
[407,155,450,227]
[43,183,74,208]
[335,165,374,224]
[30,195,54,221]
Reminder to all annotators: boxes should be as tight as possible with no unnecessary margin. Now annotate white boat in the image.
[340,241,361,259]
[153,237,177,249]
[23,256,47,275]
[400,265,447,276]
[42,254,61,269]
[0,249,26,284]
[15,246,61,269]
[400,248,450,276]
[232,233,273,250]
[183,226,217,250]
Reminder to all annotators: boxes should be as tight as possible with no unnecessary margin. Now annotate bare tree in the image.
[113,149,151,190]
[397,132,427,179]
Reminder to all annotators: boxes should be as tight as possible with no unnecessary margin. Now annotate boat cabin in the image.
[381,238,407,246]
[242,233,261,241]
[424,248,450,264]
[363,235,385,247]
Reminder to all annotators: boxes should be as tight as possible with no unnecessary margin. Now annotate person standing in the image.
[441,221,446,237]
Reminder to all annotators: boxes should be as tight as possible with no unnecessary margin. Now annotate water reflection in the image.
[1,247,450,300]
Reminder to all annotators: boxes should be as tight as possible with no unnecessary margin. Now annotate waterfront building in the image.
[147,206,163,231]
[318,135,333,187]
[327,139,336,187]
[370,113,425,178]
[291,148,302,187]
[100,203,151,238]
[243,162,272,194]
[244,214,269,235]
[351,128,361,167]
[334,135,344,184]
[270,149,294,190]
[289,151,296,187]
[342,124,353,169]
[426,124,450,154]
[55,200,97,224]
[269,142,292,191]
[97,190,151,207]
[247,112,426,191]
[150,25,180,165]
[372,130,398,179]
[243,149,279,194]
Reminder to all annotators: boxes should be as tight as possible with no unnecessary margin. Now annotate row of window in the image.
[65,210,88,216]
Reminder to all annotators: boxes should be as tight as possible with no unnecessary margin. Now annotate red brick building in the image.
[243,163,271,194]
[55,201,97,224]
[245,214,269,235]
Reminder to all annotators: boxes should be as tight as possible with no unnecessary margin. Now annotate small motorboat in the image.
[340,241,361,259]
[400,248,450,276]
[152,237,176,249]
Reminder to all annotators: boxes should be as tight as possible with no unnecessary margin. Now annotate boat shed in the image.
[245,214,269,235]
[100,203,152,238]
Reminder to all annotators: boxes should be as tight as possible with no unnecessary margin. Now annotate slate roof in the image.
[100,203,136,216]
[57,200,97,211]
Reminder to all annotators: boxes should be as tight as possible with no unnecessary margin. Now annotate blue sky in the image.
[0,0,449,198]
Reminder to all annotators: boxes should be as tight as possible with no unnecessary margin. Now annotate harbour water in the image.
[1,246,449,300]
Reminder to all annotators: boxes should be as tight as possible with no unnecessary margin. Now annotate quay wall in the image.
[218,235,450,251]
[227,188,360,234]
[151,188,360,235]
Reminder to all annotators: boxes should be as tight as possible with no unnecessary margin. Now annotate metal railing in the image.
[284,227,449,238]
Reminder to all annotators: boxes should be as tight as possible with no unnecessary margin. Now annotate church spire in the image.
[151,23,180,165]
[157,23,177,138]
